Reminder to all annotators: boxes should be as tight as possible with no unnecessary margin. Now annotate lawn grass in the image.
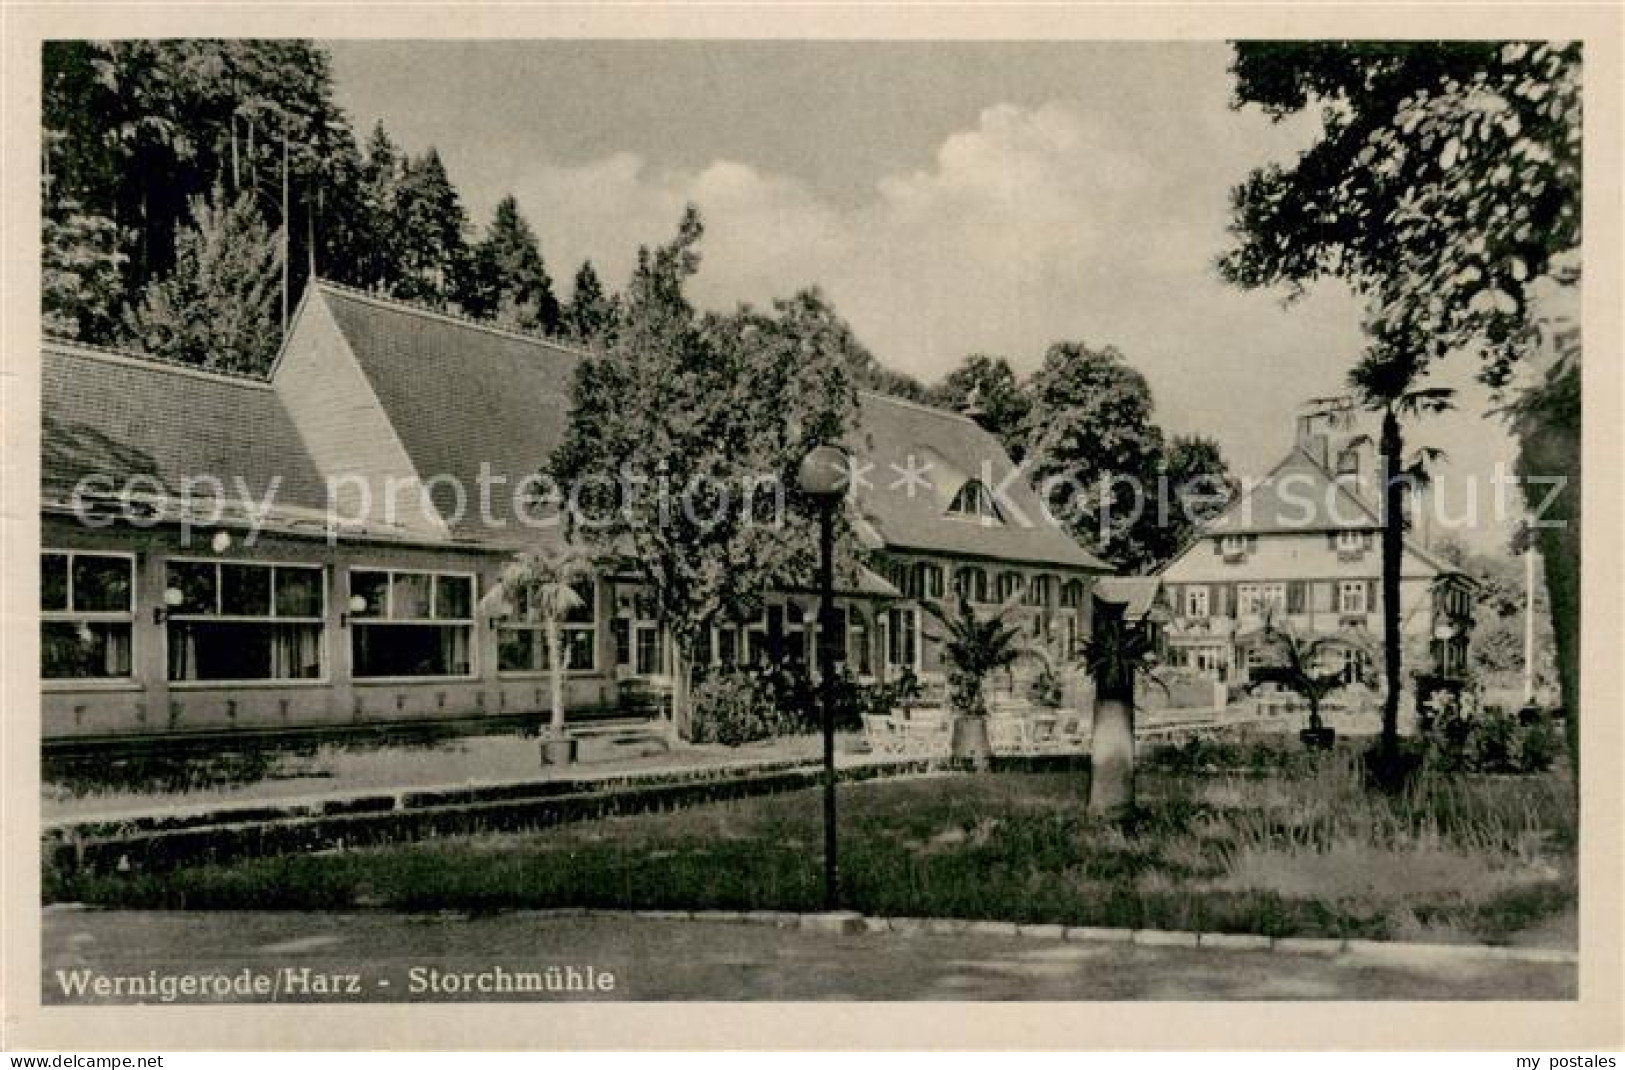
[47,749,1576,945]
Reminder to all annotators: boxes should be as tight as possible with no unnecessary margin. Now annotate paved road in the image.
[42,909,1574,1003]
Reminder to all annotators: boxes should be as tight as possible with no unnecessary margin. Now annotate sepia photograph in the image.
[4,3,1620,1053]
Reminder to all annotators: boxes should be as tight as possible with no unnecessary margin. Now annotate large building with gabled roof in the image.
[1156,413,1474,686]
[39,280,1109,744]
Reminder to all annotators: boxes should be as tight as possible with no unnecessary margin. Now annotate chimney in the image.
[1295,413,1330,470]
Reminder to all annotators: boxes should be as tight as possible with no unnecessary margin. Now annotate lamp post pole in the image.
[817,500,838,909]
[798,443,849,912]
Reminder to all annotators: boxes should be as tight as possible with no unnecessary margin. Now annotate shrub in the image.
[1423,691,1563,774]
[689,672,796,746]
[690,663,906,745]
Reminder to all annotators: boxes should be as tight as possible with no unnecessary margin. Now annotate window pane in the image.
[221,563,272,617]
[565,628,595,671]
[435,575,472,620]
[392,573,432,619]
[498,628,540,672]
[350,571,388,618]
[275,567,324,618]
[353,623,471,676]
[42,620,132,679]
[612,618,631,665]
[167,561,217,615]
[563,579,595,623]
[73,554,131,612]
[41,554,68,612]
[168,621,322,681]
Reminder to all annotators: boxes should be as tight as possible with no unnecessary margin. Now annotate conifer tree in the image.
[122,187,283,374]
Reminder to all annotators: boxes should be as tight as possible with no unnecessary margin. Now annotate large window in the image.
[498,579,596,674]
[1024,574,1052,609]
[1183,585,1210,619]
[1060,579,1085,609]
[165,560,324,682]
[885,607,919,671]
[1237,582,1286,617]
[912,561,944,600]
[954,566,989,604]
[996,571,1024,604]
[42,551,134,681]
[350,568,473,678]
[1338,580,1370,615]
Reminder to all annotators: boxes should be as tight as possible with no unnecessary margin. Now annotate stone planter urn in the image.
[539,732,578,767]
[949,713,992,770]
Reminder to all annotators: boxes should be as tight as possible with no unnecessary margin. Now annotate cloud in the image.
[510,99,1514,534]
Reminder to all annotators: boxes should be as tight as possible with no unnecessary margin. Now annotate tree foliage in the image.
[1222,41,1581,775]
[1020,342,1167,573]
[120,188,283,374]
[548,207,863,736]
[928,353,1031,460]
[467,195,562,333]
[1222,41,1579,386]
[1156,433,1236,562]
[42,40,361,337]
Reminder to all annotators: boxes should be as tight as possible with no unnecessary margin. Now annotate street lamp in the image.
[797,443,849,911]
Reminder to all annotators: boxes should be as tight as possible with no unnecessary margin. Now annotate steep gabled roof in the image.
[312,283,583,535]
[41,341,329,512]
[1158,439,1464,580]
[847,391,1110,572]
[1205,445,1382,536]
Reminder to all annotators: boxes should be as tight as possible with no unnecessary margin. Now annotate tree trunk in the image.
[546,617,565,734]
[670,639,693,744]
[1379,408,1404,765]
[1518,409,1580,783]
[1088,688,1135,817]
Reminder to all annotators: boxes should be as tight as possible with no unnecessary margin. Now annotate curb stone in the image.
[799,911,865,935]
[964,920,1020,937]
[619,910,1575,965]
[1016,923,1066,940]
[1199,932,1272,952]
[1133,929,1200,948]
[46,902,1576,965]
[1273,937,1346,955]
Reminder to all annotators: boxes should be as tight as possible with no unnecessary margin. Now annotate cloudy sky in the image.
[325,40,1522,550]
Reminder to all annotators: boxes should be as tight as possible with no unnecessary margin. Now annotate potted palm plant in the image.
[923,593,1027,769]
[1246,613,1362,750]
[480,546,594,766]
[1080,601,1164,817]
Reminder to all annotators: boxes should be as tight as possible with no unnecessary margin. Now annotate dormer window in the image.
[1335,531,1366,553]
[1335,448,1361,478]
[948,480,1002,523]
[1220,535,1248,557]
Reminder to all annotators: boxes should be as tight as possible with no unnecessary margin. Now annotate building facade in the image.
[40,282,1108,745]
[1157,415,1474,687]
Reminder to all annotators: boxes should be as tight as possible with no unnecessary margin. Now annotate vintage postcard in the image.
[2,1,1620,1053]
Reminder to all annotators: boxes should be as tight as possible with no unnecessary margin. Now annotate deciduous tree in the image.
[1221,41,1582,772]
[549,208,862,738]
[1020,342,1166,573]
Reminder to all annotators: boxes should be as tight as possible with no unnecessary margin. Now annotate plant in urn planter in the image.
[923,594,1028,769]
[480,545,595,766]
